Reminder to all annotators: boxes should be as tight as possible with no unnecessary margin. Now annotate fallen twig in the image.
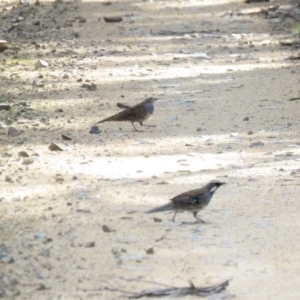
[105,280,230,298]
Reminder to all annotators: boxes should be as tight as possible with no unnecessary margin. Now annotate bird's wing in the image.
[96,107,134,123]
[172,189,204,205]
[96,101,146,124]
[117,102,131,109]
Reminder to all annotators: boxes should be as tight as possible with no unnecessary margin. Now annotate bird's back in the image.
[98,101,152,124]
[171,187,212,210]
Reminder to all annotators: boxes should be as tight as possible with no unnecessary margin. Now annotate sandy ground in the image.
[1,0,300,299]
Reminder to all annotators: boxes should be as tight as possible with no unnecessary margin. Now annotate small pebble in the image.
[18,151,29,157]
[61,134,72,140]
[145,247,154,255]
[35,231,47,239]
[89,126,101,134]
[49,142,63,151]
[85,242,95,248]
[0,253,14,264]
[153,217,162,223]
[7,127,20,137]
[35,59,48,69]
[250,141,264,148]
[102,224,114,233]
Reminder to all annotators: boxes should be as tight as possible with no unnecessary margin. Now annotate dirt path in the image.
[1,0,300,299]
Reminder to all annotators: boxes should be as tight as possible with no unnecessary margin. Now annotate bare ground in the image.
[0,0,300,299]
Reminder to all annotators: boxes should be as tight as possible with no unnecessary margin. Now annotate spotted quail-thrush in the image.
[95,97,158,131]
[145,180,226,222]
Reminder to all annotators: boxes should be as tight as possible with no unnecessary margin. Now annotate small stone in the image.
[55,174,64,183]
[7,127,20,137]
[35,231,47,239]
[102,224,114,233]
[0,253,14,264]
[156,181,169,185]
[145,247,154,255]
[35,59,48,70]
[230,132,239,137]
[0,104,11,111]
[76,204,91,213]
[88,83,97,91]
[18,0,29,6]
[49,142,63,151]
[153,217,162,222]
[61,134,72,140]
[55,108,63,113]
[22,159,34,165]
[85,242,95,248]
[5,176,13,183]
[32,79,45,87]
[0,289,5,297]
[247,130,253,135]
[103,16,123,23]
[36,283,48,291]
[196,127,203,131]
[33,20,40,26]
[18,151,29,157]
[89,125,101,134]
[250,141,264,148]
[0,40,8,48]
[243,117,249,121]
[230,84,243,88]
[78,16,86,23]
[81,83,97,91]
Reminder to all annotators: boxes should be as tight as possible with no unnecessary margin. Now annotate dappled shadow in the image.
[1,1,300,297]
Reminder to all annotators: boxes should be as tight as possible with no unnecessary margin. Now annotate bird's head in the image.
[207,180,226,194]
[144,97,159,104]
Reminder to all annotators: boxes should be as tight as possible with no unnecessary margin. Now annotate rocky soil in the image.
[0,0,300,299]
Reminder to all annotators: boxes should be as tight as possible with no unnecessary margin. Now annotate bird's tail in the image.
[95,114,122,124]
[145,203,174,214]
[96,117,108,124]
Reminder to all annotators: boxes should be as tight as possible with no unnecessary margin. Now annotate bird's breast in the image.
[144,103,154,114]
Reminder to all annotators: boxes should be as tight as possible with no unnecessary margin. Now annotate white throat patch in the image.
[210,186,218,193]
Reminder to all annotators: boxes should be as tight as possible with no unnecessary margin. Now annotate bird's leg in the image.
[131,122,142,132]
[172,211,177,222]
[193,212,207,223]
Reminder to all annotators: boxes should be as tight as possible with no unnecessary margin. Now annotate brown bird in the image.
[95,97,158,131]
[145,180,226,222]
